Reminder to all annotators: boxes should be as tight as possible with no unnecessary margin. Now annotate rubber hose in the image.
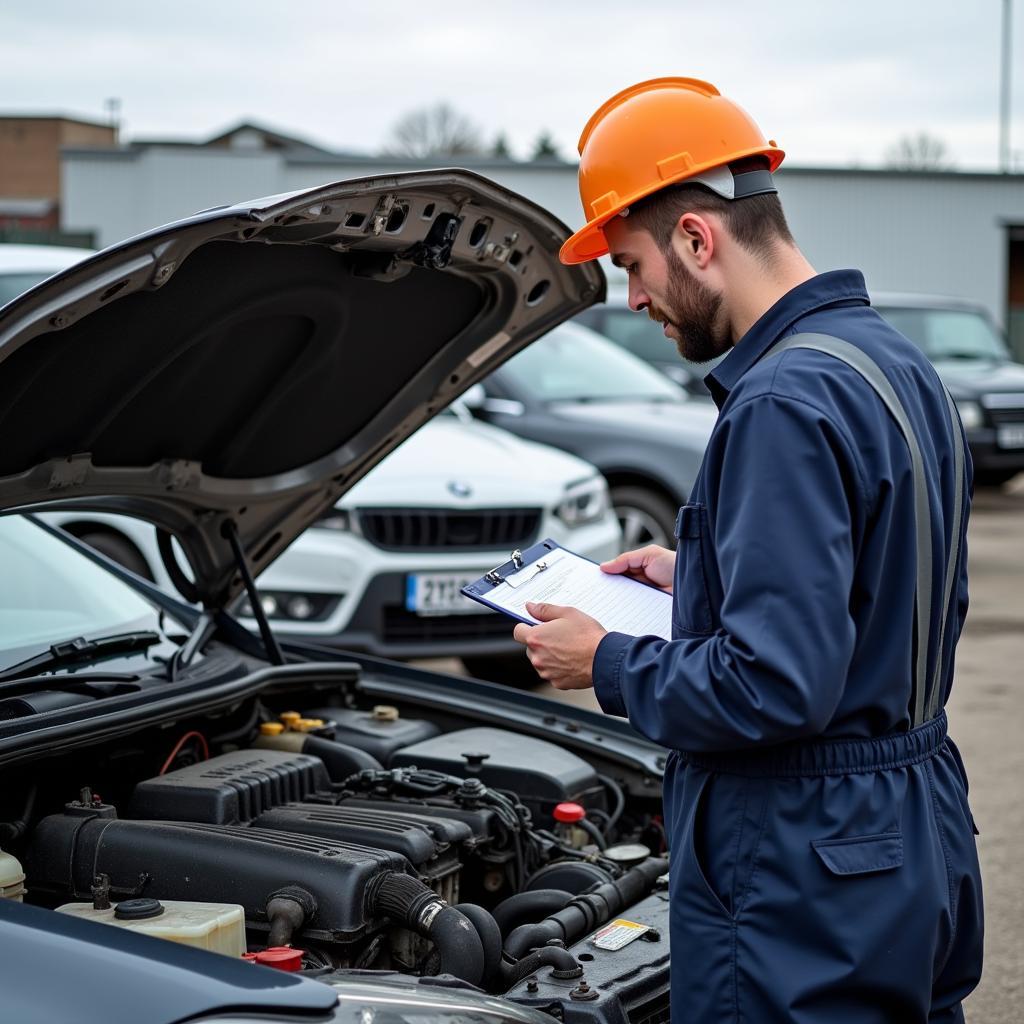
[501,945,582,987]
[304,735,382,778]
[368,872,485,987]
[578,818,607,850]
[454,903,502,990]
[492,889,573,937]
[505,858,669,960]
[266,887,316,947]
[430,906,485,987]
[505,918,565,960]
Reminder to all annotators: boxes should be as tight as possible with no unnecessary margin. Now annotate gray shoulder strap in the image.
[765,332,963,726]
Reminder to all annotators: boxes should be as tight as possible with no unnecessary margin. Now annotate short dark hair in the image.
[626,157,794,258]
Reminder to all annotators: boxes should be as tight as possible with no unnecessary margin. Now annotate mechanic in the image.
[512,77,983,1022]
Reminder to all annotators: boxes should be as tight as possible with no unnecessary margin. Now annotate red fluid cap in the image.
[554,802,586,823]
[244,947,304,972]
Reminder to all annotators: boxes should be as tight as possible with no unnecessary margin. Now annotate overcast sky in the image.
[3,0,1022,170]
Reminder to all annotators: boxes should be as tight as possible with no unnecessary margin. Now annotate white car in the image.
[42,411,619,676]
[0,243,96,307]
[6,243,620,678]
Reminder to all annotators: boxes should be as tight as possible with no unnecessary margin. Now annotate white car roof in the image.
[0,243,95,274]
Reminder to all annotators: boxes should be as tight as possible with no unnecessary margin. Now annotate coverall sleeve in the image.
[593,391,865,750]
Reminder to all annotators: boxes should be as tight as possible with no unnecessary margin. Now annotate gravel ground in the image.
[415,477,1024,1018]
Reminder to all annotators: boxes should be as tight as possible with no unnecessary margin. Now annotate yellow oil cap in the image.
[279,712,301,727]
[372,705,400,722]
[259,722,285,736]
[295,718,324,732]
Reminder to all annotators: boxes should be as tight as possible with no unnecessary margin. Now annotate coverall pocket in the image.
[673,503,715,635]
[811,832,904,875]
[683,771,762,921]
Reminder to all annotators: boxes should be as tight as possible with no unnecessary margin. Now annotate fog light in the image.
[286,595,315,620]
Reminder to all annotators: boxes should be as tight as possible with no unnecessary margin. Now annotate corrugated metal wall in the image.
[62,149,1024,329]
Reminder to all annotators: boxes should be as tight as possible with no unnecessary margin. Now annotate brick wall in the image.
[0,118,114,200]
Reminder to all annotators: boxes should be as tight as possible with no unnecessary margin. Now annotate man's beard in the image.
[647,246,729,364]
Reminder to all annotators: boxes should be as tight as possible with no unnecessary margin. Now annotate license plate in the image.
[406,572,491,616]
[996,423,1024,449]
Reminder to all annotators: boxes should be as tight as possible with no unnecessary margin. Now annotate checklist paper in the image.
[463,545,673,640]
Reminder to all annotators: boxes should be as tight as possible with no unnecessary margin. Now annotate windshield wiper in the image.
[0,631,162,682]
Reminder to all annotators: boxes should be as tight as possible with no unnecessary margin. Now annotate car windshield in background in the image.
[0,271,50,307]
[599,308,680,364]
[878,306,1010,362]
[0,516,163,670]
[502,325,684,402]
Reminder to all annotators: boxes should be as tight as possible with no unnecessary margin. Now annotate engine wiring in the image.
[158,730,210,775]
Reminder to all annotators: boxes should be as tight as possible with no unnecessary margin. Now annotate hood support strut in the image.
[222,519,285,666]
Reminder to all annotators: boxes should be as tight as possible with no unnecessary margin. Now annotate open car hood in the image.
[0,171,604,609]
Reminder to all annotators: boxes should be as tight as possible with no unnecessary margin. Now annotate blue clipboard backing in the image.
[461,538,588,625]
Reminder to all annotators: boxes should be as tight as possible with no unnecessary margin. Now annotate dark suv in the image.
[874,293,1024,487]
[581,285,1024,487]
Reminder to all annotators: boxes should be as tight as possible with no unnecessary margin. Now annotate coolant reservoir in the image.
[0,847,25,901]
[57,898,246,957]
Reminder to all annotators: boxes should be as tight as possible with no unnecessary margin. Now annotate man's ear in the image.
[674,212,714,269]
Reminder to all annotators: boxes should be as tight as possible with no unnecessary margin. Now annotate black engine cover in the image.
[27,814,407,945]
[390,727,604,823]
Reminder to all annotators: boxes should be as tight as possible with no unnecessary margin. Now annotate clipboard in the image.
[461,538,673,639]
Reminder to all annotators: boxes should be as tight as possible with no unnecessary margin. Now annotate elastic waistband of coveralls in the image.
[677,711,948,778]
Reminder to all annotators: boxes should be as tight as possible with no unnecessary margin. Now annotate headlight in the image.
[556,477,610,527]
[955,400,983,430]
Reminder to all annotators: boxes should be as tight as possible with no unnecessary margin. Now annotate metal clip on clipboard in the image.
[483,549,550,589]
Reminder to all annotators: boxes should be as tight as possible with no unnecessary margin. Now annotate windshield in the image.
[877,306,1010,362]
[0,516,163,670]
[0,271,51,308]
[500,323,685,402]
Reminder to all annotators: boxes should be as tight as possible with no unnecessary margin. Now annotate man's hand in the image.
[512,602,607,690]
[600,545,675,593]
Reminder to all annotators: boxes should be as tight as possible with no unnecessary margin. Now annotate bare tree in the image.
[385,102,485,158]
[884,132,954,170]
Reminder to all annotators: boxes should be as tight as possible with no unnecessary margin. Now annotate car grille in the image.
[381,607,511,645]
[358,508,542,551]
[987,405,1024,425]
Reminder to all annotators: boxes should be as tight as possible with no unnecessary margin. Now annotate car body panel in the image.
[0,172,603,609]
[0,896,339,1024]
[481,322,716,508]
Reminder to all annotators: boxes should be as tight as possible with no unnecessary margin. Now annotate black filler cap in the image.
[114,898,165,921]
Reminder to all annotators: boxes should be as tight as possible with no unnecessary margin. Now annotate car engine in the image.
[13,707,669,997]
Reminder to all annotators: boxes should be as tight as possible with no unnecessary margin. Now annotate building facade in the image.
[0,116,114,244]
[59,142,1024,354]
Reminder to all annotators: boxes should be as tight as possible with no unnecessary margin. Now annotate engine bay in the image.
[0,670,670,1015]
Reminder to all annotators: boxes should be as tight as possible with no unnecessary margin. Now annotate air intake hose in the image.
[504,857,668,960]
[368,872,485,987]
[492,889,573,938]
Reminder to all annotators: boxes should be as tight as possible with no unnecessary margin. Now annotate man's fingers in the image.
[525,601,572,621]
[512,622,532,645]
[600,547,658,574]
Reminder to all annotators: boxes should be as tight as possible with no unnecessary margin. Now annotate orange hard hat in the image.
[560,77,785,265]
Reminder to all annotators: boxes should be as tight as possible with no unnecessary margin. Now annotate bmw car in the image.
[0,172,672,1024]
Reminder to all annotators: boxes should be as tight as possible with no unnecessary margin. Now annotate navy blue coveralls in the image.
[593,271,984,1022]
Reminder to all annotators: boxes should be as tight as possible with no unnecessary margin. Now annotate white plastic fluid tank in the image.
[56,898,246,957]
[0,848,26,901]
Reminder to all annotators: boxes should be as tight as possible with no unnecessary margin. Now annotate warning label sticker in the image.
[591,918,650,951]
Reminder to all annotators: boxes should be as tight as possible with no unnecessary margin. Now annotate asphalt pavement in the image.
[417,476,1024,1019]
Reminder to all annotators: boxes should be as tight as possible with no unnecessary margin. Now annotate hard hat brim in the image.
[559,145,785,265]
